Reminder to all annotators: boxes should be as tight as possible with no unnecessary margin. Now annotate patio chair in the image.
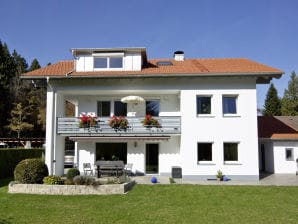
[124,163,133,176]
[83,163,93,176]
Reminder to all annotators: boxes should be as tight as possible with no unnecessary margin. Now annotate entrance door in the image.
[146,144,159,174]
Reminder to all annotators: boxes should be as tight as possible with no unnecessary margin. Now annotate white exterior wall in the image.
[49,77,261,179]
[180,80,259,180]
[159,136,181,175]
[77,142,96,173]
[127,142,145,174]
[273,141,298,174]
[45,87,65,175]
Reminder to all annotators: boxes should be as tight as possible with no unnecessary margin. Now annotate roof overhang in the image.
[21,72,283,84]
[69,136,171,142]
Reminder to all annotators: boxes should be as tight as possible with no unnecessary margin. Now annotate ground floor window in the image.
[285,148,294,161]
[224,143,238,161]
[197,143,212,162]
[96,143,127,163]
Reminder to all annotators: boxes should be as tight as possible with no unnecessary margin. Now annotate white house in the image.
[23,47,283,180]
[258,116,298,174]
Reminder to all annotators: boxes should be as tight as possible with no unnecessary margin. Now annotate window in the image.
[223,96,237,114]
[94,57,123,69]
[285,148,294,161]
[114,101,127,116]
[94,58,107,68]
[146,100,159,116]
[110,57,123,68]
[224,143,238,161]
[197,96,211,114]
[197,143,212,162]
[97,101,111,117]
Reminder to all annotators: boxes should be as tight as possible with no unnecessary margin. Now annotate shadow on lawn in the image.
[0,218,12,224]
[0,177,13,187]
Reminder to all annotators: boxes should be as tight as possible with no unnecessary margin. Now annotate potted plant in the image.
[216,170,223,181]
[79,114,97,128]
[141,115,161,128]
[109,116,128,130]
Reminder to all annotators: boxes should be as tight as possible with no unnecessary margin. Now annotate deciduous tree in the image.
[7,103,33,138]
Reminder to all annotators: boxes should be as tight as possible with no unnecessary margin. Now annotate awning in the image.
[69,136,171,142]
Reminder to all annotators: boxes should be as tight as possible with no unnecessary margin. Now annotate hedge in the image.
[0,148,44,179]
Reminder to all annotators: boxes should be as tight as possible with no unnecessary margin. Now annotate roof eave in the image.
[20,71,283,81]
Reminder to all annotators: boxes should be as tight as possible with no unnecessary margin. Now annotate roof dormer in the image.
[71,47,147,72]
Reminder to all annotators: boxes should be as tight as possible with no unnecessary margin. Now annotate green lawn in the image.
[0,178,297,224]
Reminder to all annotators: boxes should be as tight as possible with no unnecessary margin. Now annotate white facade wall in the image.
[77,142,96,173]
[47,77,261,179]
[45,90,65,175]
[180,80,259,180]
[273,141,298,174]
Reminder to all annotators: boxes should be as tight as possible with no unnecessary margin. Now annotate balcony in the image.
[57,116,181,137]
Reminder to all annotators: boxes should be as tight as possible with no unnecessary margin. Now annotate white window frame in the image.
[93,52,124,70]
[196,95,214,117]
[222,95,239,117]
[197,142,215,164]
[223,142,242,165]
[285,148,294,161]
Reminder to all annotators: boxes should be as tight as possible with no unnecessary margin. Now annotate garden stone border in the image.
[8,180,135,195]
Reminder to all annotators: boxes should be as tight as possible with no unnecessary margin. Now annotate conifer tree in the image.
[263,83,281,116]
[0,41,16,136]
[281,71,298,115]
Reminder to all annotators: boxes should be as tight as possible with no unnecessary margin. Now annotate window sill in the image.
[224,162,242,165]
[223,114,241,118]
[197,162,216,165]
[197,114,215,118]
[93,68,124,71]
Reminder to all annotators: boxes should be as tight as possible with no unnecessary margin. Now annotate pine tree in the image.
[27,59,46,136]
[29,58,41,71]
[10,50,28,103]
[0,41,16,136]
[263,83,281,116]
[281,71,298,115]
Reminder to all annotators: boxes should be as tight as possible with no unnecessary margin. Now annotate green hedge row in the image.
[0,148,45,179]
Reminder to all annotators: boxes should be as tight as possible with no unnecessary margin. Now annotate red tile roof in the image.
[258,116,298,140]
[23,58,283,78]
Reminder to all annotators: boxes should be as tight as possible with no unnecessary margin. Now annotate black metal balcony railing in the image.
[57,116,181,136]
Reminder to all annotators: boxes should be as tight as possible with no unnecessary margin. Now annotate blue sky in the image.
[1,0,297,108]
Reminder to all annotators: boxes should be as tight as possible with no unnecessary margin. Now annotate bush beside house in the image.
[0,148,44,178]
[14,158,48,184]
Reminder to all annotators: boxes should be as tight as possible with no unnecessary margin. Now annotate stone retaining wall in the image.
[8,180,135,195]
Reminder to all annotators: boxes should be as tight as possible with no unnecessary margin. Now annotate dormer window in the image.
[93,52,124,70]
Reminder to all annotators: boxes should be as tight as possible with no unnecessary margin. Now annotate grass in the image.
[0,178,297,224]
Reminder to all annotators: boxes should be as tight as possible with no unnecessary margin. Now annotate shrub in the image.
[64,179,74,185]
[14,158,48,184]
[106,175,129,184]
[73,175,97,185]
[0,148,44,179]
[66,168,80,180]
[43,175,64,185]
[169,177,175,184]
